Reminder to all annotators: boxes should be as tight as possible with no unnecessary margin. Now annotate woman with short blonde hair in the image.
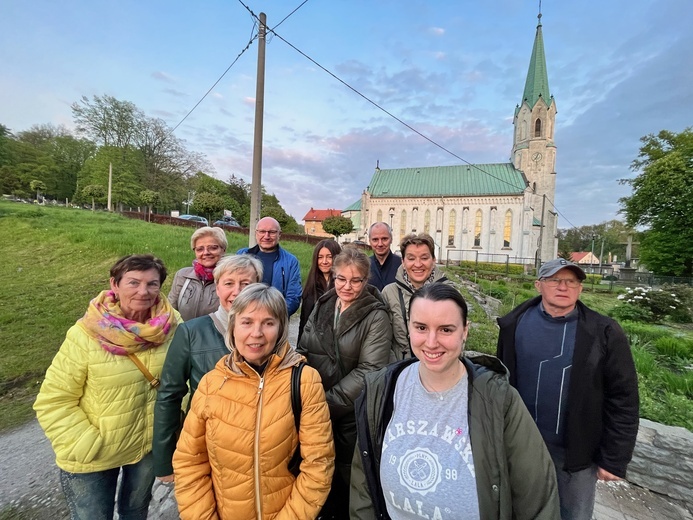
[169,226,228,321]
[174,284,335,519]
[153,254,262,482]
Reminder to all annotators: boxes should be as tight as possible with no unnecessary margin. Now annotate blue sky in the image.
[2,0,692,228]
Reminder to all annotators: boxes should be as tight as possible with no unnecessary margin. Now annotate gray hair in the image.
[190,226,228,251]
[369,221,392,238]
[226,284,288,354]
[213,255,263,284]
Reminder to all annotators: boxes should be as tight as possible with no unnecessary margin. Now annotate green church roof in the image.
[344,199,361,211]
[367,163,527,198]
[522,16,552,110]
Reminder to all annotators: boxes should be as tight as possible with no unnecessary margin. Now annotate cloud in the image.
[151,71,176,83]
[429,27,445,36]
[162,88,187,98]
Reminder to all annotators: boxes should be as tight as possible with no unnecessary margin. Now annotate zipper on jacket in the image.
[219,375,229,390]
[253,376,265,519]
[282,267,286,292]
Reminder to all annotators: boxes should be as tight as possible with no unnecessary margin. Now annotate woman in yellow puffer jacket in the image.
[34,254,180,520]
[173,283,335,520]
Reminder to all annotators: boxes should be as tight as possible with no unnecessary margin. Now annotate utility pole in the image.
[107,162,113,211]
[248,12,267,248]
[590,234,596,274]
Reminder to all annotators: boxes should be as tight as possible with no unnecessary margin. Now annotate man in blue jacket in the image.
[497,258,639,520]
[237,217,302,316]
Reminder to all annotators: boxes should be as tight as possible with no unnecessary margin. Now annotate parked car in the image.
[213,216,240,229]
[177,214,209,226]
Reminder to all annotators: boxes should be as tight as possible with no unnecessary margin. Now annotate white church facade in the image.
[347,15,558,266]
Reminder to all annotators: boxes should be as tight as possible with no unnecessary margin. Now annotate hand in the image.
[157,474,175,483]
[597,467,621,482]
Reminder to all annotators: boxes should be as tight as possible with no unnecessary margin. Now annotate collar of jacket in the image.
[219,341,302,377]
[393,265,448,294]
[247,243,283,256]
[314,285,387,336]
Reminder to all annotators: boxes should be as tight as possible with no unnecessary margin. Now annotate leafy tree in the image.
[140,190,160,220]
[322,215,354,239]
[82,184,106,210]
[77,146,145,209]
[557,220,634,264]
[191,192,225,222]
[619,128,693,276]
[71,94,143,148]
[30,180,47,201]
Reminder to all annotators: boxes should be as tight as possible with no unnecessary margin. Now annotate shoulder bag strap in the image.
[397,288,411,356]
[288,362,305,476]
[178,278,191,308]
[127,353,160,389]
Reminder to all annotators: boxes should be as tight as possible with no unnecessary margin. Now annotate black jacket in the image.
[496,296,639,477]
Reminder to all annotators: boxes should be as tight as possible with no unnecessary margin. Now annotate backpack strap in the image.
[397,288,411,357]
[291,362,305,432]
[288,362,305,476]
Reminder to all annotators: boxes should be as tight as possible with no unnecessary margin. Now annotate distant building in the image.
[302,208,342,237]
[340,200,363,243]
[570,252,600,266]
[351,14,558,266]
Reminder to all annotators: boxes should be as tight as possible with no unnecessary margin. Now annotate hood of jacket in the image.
[218,341,304,378]
[392,264,448,294]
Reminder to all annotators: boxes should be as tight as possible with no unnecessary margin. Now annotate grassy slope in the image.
[0,201,314,431]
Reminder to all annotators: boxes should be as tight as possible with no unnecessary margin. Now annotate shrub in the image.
[609,303,653,323]
[653,336,693,361]
[615,286,690,322]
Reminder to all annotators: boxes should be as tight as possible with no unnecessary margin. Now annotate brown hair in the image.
[399,233,435,258]
[110,254,167,285]
[332,246,370,280]
[304,239,342,302]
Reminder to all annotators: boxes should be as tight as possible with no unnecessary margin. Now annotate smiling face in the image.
[110,268,162,321]
[402,243,436,288]
[216,268,258,311]
[409,297,469,376]
[233,303,280,366]
[194,235,225,268]
[535,267,583,317]
[255,217,281,253]
[317,247,334,277]
[369,223,392,263]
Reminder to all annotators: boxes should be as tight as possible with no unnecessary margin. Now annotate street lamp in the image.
[389,207,395,229]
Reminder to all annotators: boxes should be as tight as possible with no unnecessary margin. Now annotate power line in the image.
[167,20,258,137]
[266,28,528,194]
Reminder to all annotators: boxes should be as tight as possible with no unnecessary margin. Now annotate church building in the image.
[351,14,558,266]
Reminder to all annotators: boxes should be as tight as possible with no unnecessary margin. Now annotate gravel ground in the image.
[0,314,300,520]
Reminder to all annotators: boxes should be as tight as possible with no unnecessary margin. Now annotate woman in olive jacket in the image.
[298,246,393,520]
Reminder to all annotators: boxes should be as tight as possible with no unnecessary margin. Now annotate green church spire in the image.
[521,13,552,109]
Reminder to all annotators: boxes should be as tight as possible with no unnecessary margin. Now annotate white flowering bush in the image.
[611,285,692,323]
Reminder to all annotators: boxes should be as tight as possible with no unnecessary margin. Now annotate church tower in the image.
[512,12,558,263]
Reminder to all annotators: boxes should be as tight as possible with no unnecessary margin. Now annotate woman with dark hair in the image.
[350,283,560,520]
[298,239,342,342]
[298,246,393,520]
[173,284,334,519]
[34,254,180,520]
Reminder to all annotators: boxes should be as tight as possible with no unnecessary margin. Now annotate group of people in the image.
[33,217,639,520]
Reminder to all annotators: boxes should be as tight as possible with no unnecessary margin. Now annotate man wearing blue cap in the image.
[496,258,639,520]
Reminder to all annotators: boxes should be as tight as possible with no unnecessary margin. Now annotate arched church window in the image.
[448,210,456,246]
[521,121,527,140]
[503,210,512,248]
[424,209,431,234]
[474,210,482,247]
[534,118,542,137]
[400,210,407,241]
[376,209,382,223]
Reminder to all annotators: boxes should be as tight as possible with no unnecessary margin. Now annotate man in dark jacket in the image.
[367,222,401,291]
[237,216,302,316]
[497,258,639,520]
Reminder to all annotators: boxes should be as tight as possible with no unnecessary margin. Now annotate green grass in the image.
[0,200,314,432]
[445,265,693,431]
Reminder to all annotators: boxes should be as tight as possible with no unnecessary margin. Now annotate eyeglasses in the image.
[334,276,365,287]
[256,229,279,236]
[541,278,582,288]
[194,245,222,253]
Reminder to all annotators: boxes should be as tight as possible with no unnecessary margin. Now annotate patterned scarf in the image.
[193,259,215,282]
[79,290,178,356]
[402,266,438,291]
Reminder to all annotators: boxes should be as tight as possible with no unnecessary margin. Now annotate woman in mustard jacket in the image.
[173,284,335,520]
[34,254,180,520]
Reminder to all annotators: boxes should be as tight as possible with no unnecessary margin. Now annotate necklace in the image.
[419,362,465,401]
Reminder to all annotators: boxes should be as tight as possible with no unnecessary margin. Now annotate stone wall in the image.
[627,418,693,507]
